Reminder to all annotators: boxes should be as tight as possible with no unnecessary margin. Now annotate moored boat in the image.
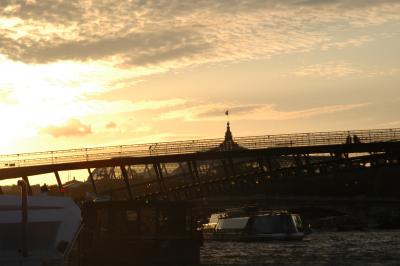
[204,211,305,241]
[0,186,81,266]
[77,199,202,266]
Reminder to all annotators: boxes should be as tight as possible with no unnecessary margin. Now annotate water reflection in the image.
[201,230,400,265]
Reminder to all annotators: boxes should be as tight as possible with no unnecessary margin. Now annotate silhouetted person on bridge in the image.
[346,135,352,144]
[353,135,361,144]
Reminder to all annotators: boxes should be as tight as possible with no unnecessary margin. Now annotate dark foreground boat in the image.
[69,200,201,266]
[203,211,305,241]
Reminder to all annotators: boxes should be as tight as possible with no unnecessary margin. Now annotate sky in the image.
[1,0,400,156]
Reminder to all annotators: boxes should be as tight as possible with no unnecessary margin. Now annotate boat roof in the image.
[256,211,298,216]
[0,195,78,208]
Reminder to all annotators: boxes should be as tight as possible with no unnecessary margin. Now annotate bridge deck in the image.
[0,128,399,202]
[1,128,399,169]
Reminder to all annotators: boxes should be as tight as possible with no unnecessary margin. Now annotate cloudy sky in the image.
[1,0,400,155]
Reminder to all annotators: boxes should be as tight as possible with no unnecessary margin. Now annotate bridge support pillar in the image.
[127,165,137,180]
[54,171,64,193]
[153,163,168,199]
[187,161,203,198]
[120,165,133,200]
[87,168,97,195]
[22,176,32,196]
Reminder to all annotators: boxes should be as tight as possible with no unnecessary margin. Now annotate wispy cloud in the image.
[293,62,400,78]
[128,99,187,111]
[293,62,360,78]
[321,35,373,50]
[100,132,187,146]
[1,0,399,69]
[378,120,400,127]
[158,102,369,122]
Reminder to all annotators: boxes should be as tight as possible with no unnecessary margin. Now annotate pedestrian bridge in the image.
[0,127,399,201]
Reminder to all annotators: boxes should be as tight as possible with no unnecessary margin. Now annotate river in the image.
[200,230,400,265]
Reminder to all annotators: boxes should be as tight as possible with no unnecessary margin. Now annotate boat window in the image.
[252,216,297,233]
[158,210,169,233]
[126,210,138,221]
[110,208,142,234]
[108,209,129,233]
[95,208,142,237]
[186,211,192,232]
[292,215,303,231]
[216,217,249,230]
[158,208,187,235]
[97,209,109,232]
[125,209,140,235]
[140,207,156,236]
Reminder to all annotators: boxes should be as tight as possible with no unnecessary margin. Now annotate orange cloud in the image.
[105,121,116,129]
[42,118,92,138]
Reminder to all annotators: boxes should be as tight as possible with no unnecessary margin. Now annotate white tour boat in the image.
[204,211,305,241]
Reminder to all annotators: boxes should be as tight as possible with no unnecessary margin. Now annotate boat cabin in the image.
[76,200,201,266]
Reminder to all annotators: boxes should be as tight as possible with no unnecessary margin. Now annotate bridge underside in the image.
[90,143,400,203]
[0,129,398,223]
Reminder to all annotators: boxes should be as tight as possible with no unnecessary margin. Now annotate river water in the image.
[200,230,400,266]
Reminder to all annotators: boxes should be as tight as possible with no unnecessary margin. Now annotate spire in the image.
[214,120,242,151]
[224,109,232,142]
[216,109,240,151]
[225,121,233,142]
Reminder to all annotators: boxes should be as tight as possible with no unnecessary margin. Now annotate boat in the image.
[203,211,305,241]
[0,181,81,266]
[76,199,202,266]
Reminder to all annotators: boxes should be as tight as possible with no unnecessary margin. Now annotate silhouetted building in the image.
[215,122,243,151]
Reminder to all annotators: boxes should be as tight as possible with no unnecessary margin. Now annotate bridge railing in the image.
[236,128,400,149]
[0,128,399,169]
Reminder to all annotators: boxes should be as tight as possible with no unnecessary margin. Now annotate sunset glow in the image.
[0,0,399,155]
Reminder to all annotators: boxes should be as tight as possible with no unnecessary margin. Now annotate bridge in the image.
[0,125,399,206]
